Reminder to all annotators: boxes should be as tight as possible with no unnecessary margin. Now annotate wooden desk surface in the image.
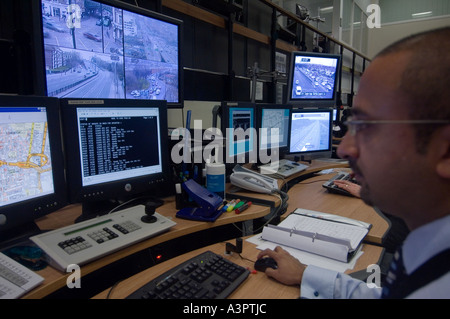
[24,197,271,299]
[228,161,389,244]
[93,237,384,299]
[23,160,387,298]
[286,172,389,244]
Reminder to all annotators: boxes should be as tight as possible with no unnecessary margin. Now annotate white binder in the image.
[261,208,370,262]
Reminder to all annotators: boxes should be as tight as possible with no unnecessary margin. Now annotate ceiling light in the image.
[412,11,432,18]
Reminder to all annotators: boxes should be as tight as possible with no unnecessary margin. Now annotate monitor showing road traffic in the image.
[34,0,183,107]
[287,51,341,107]
[288,108,333,155]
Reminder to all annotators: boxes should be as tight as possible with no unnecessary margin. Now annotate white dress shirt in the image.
[300,214,450,299]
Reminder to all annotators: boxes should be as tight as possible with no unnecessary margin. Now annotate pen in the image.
[232,200,246,211]
[235,201,252,214]
[227,199,240,212]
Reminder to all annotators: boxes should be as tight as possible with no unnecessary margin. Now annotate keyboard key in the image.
[126,251,249,299]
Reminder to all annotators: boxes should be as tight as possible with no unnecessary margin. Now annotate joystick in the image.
[141,202,158,223]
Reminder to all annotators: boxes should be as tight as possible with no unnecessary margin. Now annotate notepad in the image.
[261,208,370,262]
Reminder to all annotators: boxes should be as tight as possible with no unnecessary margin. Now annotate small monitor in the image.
[256,104,292,157]
[60,98,170,217]
[220,102,257,165]
[0,95,67,241]
[288,108,333,156]
[33,0,183,107]
[287,51,341,107]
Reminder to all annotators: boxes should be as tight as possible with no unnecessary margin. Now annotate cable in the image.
[107,197,141,215]
[231,189,288,235]
[238,254,255,264]
[106,279,123,299]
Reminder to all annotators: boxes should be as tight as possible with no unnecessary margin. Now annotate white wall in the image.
[367,15,450,58]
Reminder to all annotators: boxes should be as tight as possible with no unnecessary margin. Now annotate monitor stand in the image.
[296,155,312,164]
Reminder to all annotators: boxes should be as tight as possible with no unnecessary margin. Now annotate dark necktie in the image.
[381,247,406,298]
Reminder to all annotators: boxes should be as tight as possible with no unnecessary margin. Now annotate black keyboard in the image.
[322,172,358,197]
[126,251,250,299]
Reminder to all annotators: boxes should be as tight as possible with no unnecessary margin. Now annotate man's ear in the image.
[436,125,450,178]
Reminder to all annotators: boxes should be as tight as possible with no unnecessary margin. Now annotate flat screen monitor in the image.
[33,0,183,107]
[0,95,67,241]
[256,104,292,161]
[60,98,170,217]
[288,108,333,156]
[287,51,341,107]
[220,102,257,165]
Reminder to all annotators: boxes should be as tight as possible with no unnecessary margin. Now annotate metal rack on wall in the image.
[149,0,371,105]
[259,0,371,107]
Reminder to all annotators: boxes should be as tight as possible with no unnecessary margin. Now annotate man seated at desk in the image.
[258,27,450,299]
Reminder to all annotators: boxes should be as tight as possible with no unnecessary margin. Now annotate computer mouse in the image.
[254,257,278,272]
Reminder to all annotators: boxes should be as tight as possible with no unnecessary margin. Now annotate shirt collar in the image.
[402,214,450,274]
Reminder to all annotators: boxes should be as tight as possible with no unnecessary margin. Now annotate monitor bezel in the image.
[0,95,67,236]
[286,51,341,108]
[256,103,292,157]
[32,0,184,108]
[60,98,170,205]
[287,108,334,156]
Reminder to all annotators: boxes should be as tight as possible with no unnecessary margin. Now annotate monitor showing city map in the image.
[0,95,66,238]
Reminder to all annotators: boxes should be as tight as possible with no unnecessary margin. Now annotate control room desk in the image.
[24,197,271,299]
[93,236,385,299]
[229,160,389,245]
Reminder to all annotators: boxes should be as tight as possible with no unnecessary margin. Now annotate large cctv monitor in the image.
[33,0,183,107]
[287,51,341,107]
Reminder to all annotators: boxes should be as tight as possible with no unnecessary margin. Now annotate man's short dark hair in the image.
[376,27,450,153]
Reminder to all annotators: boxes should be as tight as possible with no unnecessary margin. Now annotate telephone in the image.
[230,165,279,194]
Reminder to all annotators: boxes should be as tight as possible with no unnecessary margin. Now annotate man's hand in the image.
[256,246,306,286]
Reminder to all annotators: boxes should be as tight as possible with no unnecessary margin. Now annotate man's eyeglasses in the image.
[343,118,450,136]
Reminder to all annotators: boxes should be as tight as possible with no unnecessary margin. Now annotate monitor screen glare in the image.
[0,107,55,207]
[289,110,331,153]
[39,0,180,103]
[76,107,163,187]
[260,108,290,150]
[290,54,339,101]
